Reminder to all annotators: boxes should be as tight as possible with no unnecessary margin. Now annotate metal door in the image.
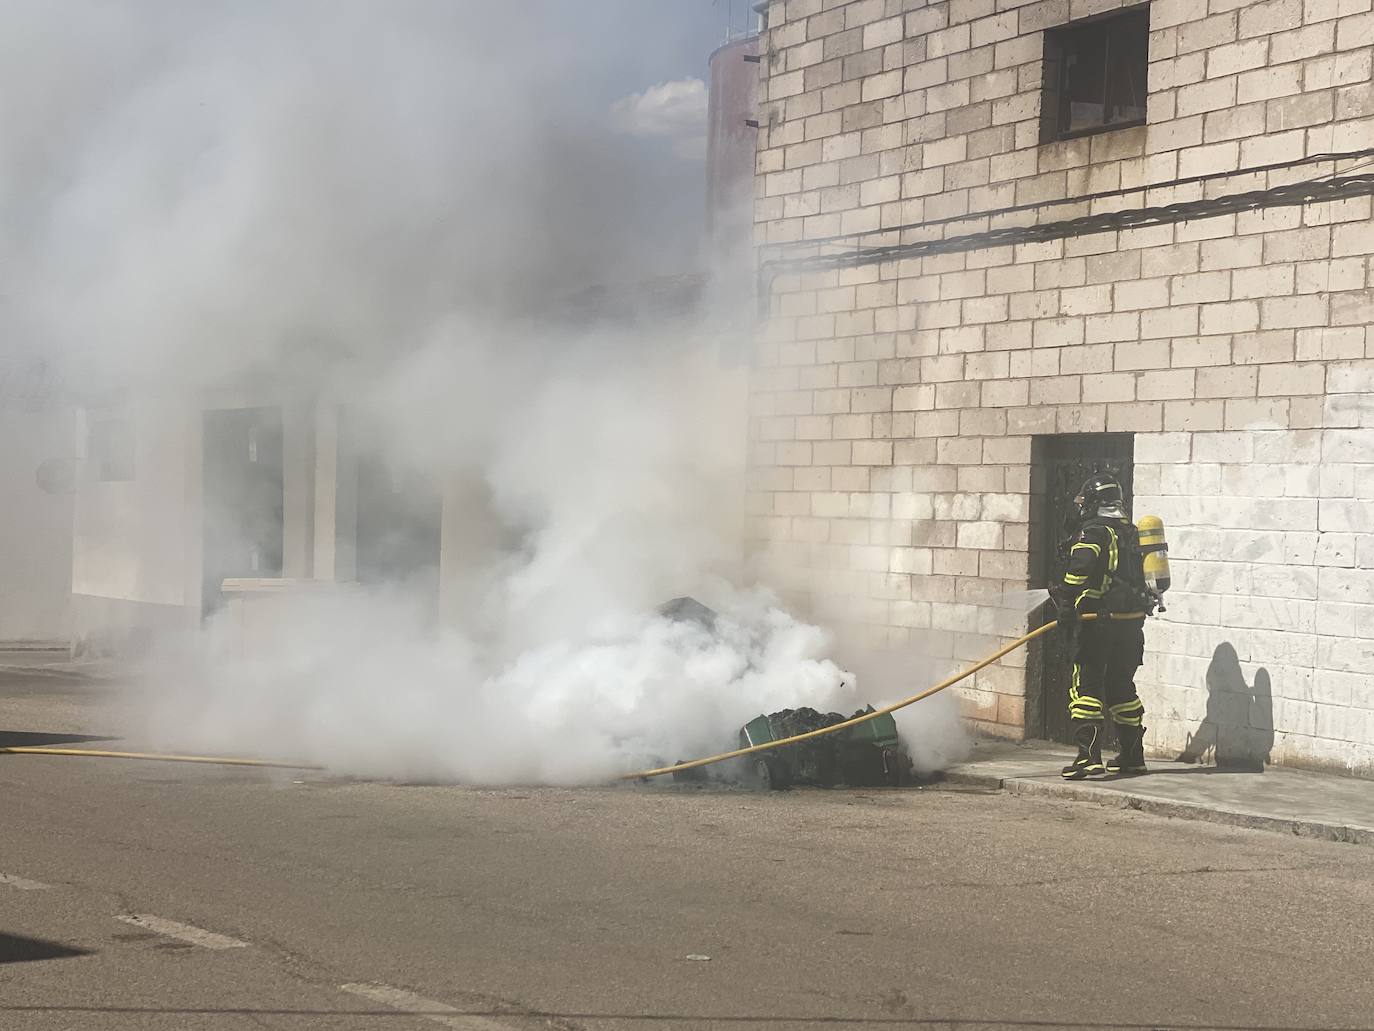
[1026,433,1134,744]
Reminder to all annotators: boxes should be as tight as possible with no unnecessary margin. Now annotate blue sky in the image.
[515,1,749,285]
[546,1,740,106]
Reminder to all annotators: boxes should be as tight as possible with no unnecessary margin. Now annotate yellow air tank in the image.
[1137,515,1171,611]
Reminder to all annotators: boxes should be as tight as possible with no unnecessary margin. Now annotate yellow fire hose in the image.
[0,746,323,770]
[621,615,1095,781]
[2,614,1104,778]
[618,613,1077,780]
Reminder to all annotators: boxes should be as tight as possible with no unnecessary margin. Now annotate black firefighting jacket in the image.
[1059,516,1152,617]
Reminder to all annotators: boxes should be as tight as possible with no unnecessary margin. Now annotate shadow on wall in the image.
[1178,642,1274,771]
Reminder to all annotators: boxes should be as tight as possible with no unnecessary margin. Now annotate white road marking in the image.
[0,873,51,890]
[115,914,249,950]
[339,982,515,1030]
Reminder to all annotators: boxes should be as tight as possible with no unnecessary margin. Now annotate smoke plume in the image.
[2,0,973,782]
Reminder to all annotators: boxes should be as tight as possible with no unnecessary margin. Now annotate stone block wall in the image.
[757,0,1374,248]
[1136,423,1374,773]
[748,0,1374,773]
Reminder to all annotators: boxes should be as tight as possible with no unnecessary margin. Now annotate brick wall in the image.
[757,0,1374,248]
[748,0,1374,774]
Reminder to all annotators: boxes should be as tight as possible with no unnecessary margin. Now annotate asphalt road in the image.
[4,662,1374,1031]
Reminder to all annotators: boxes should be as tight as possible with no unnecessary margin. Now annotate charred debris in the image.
[657,598,917,790]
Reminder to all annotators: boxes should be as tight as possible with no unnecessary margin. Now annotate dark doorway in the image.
[1026,432,1134,744]
[202,407,285,616]
[355,455,442,626]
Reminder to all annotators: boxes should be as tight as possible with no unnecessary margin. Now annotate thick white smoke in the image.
[2,1,709,391]
[138,323,877,782]
[3,1,974,782]
[149,585,863,785]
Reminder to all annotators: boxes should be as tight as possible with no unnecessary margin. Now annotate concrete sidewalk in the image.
[946,738,1374,845]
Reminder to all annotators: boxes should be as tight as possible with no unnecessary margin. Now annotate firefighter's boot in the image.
[1107,723,1148,776]
[1061,720,1105,780]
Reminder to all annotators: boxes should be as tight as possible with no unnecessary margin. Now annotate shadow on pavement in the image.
[0,933,92,965]
[0,666,96,684]
[0,730,115,749]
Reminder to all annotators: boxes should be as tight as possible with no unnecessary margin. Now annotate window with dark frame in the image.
[1041,7,1150,143]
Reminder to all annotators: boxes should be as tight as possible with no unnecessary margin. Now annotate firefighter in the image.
[1052,472,1154,780]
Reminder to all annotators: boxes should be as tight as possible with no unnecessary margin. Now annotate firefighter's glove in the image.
[1055,603,1079,645]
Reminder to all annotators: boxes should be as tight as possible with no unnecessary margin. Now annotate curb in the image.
[946,770,1374,846]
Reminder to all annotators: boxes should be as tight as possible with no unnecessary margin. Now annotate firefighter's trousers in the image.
[1069,617,1146,728]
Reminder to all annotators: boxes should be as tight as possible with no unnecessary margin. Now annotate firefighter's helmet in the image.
[1073,471,1124,523]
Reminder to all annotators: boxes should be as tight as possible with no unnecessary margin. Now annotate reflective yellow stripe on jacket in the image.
[1071,527,1119,611]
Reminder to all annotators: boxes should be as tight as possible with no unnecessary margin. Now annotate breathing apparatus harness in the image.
[1051,473,1171,643]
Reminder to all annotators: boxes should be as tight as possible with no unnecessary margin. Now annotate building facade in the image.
[748,0,1374,774]
[0,351,73,646]
[69,395,369,655]
[66,273,734,658]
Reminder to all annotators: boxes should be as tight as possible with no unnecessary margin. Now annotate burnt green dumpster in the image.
[736,706,913,790]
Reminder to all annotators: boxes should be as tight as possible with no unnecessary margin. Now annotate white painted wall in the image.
[71,400,199,610]
[0,407,75,643]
